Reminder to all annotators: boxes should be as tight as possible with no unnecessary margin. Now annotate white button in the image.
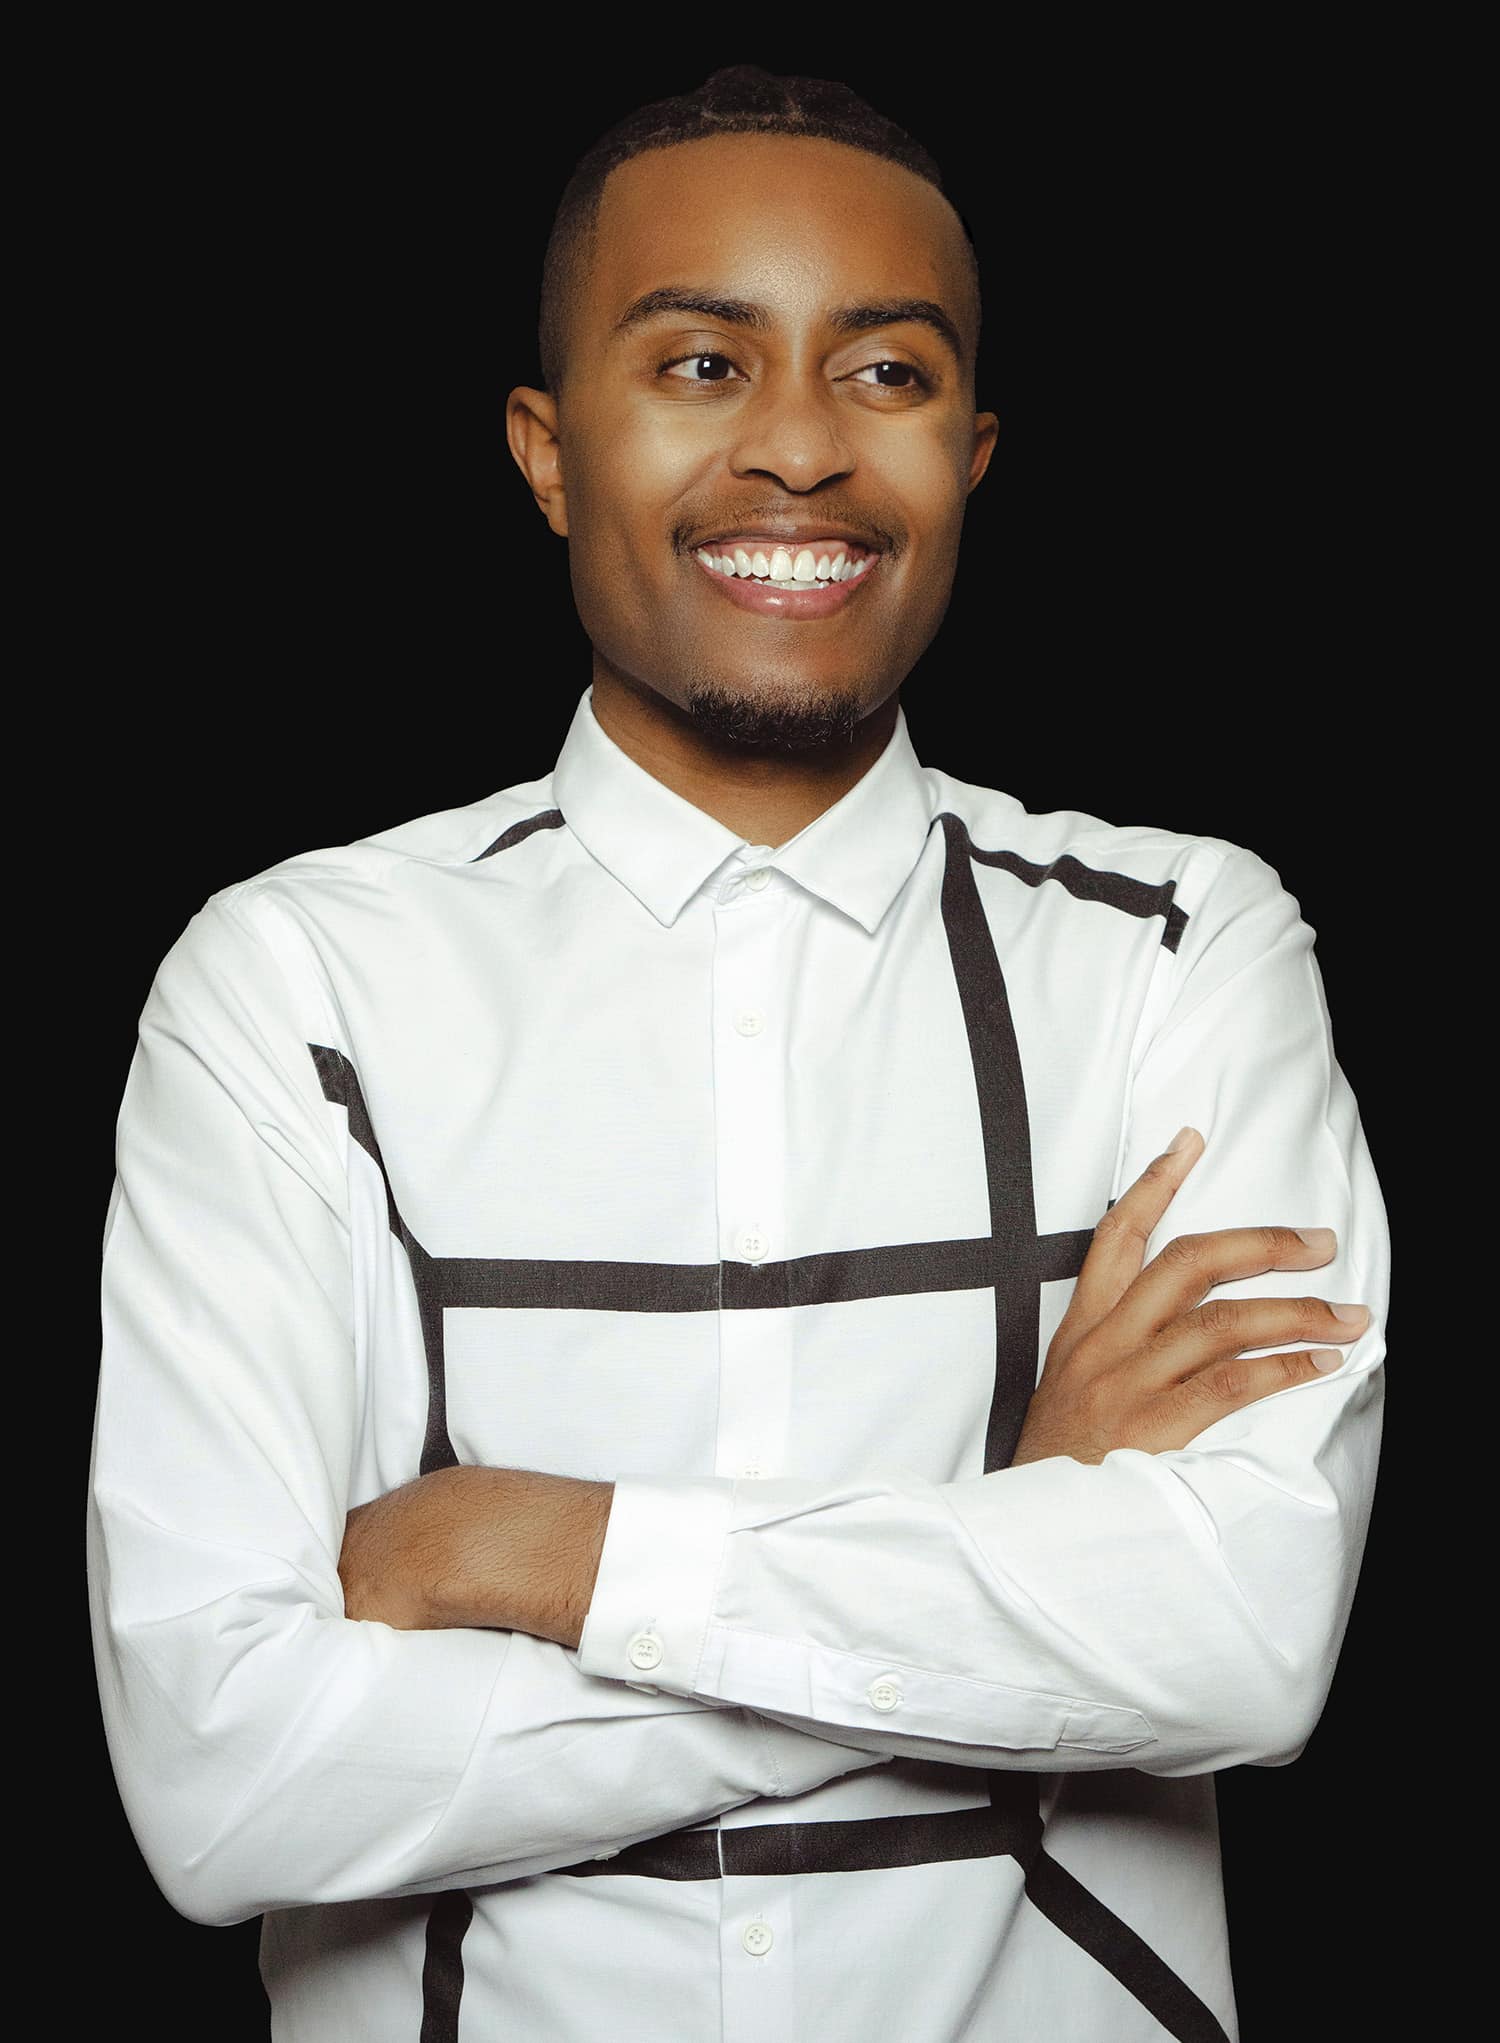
[743,867,771,891]
[627,1631,663,1671]
[742,1920,774,1955]
[740,1463,764,1478]
[738,1230,768,1261]
[734,1009,765,1036]
[868,1677,903,1712]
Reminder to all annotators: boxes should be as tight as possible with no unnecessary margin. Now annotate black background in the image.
[74,33,1420,2040]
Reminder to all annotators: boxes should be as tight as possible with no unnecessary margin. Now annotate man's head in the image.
[508,67,997,754]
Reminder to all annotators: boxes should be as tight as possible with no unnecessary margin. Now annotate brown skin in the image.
[506,131,996,848]
[338,137,1371,1645]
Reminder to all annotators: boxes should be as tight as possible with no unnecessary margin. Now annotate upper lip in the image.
[688,524,885,558]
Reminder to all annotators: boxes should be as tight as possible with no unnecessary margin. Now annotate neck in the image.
[588,666,900,849]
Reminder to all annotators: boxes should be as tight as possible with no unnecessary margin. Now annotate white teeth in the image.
[694,541,875,588]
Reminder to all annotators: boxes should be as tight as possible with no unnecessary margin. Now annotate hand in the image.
[338,1465,614,1647]
[1011,1127,1371,1467]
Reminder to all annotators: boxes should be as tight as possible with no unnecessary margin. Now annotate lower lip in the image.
[688,552,881,616]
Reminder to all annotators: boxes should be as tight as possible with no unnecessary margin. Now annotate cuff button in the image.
[868,1677,903,1712]
[627,1630,664,1671]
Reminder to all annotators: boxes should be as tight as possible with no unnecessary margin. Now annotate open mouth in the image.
[688,540,882,618]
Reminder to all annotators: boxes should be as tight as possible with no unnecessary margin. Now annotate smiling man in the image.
[89,66,1386,2043]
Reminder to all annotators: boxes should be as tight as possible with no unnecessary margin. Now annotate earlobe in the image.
[505,385,569,538]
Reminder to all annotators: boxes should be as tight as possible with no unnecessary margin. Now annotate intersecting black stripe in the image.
[937,814,1042,1475]
[555,1772,1228,2040]
[302,1057,1094,1473]
[417,1889,473,2043]
[429,1232,1092,1314]
[965,839,1187,953]
[468,807,566,863]
[309,1046,456,1474]
[305,1069,1099,1328]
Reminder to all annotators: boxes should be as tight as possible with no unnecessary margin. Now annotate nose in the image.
[725,370,855,493]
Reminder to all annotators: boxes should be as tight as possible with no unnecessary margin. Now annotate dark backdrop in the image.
[76,37,1414,2040]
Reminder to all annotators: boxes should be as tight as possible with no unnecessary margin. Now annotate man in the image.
[89,65,1386,2043]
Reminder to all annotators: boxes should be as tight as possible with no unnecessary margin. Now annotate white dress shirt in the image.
[89,681,1387,2042]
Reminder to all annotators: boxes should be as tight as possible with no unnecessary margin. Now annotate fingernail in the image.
[1311,1348,1343,1373]
[1329,1302,1369,1325]
[1294,1227,1336,1254]
[1168,1126,1197,1154]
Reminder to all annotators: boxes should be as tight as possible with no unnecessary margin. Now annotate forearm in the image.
[387,1451,1347,1780]
[573,1375,1382,1778]
[91,1479,884,1926]
[338,1464,616,1650]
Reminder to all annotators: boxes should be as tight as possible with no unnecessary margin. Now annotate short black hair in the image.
[537,65,981,398]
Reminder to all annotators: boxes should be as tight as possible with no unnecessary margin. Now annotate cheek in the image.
[889,428,973,546]
[566,407,707,569]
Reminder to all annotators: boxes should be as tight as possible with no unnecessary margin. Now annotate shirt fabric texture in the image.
[89,683,1388,2042]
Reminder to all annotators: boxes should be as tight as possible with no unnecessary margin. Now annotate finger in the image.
[1099,1223,1343,1358]
[1168,1344,1355,1436]
[1062,1127,1205,1336]
[1126,1294,1371,1390]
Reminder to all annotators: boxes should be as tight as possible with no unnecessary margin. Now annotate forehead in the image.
[588,131,973,343]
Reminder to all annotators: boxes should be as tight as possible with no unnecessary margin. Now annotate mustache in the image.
[676,514,899,556]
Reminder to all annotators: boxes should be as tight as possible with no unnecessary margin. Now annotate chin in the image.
[681,679,868,753]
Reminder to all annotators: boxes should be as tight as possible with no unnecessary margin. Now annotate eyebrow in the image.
[609,287,967,365]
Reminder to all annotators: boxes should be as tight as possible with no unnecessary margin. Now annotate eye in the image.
[660,351,742,382]
[850,360,929,391]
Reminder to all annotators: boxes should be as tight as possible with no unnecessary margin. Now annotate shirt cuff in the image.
[575,1475,737,1695]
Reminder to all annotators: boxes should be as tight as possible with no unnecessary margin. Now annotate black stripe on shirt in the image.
[309,1045,1095,1466]
[469,808,567,862]
[938,812,1043,1474]
[962,835,1187,952]
[417,1889,473,2043]
[557,1772,1228,2043]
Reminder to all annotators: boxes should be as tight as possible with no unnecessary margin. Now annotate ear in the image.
[506,386,568,538]
[968,410,999,495]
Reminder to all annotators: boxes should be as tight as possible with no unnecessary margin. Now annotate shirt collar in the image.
[551,684,937,936]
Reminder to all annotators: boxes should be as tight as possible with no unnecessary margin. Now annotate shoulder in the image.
[921,763,1296,939]
[170,765,559,951]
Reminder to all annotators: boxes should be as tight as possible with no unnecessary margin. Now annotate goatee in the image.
[682,682,861,754]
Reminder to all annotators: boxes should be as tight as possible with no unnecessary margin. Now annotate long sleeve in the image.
[88,891,883,1929]
[575,841,1388,1778]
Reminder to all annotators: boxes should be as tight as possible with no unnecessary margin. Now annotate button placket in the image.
[717,1879,794,2033]
[711,877,793,1486]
